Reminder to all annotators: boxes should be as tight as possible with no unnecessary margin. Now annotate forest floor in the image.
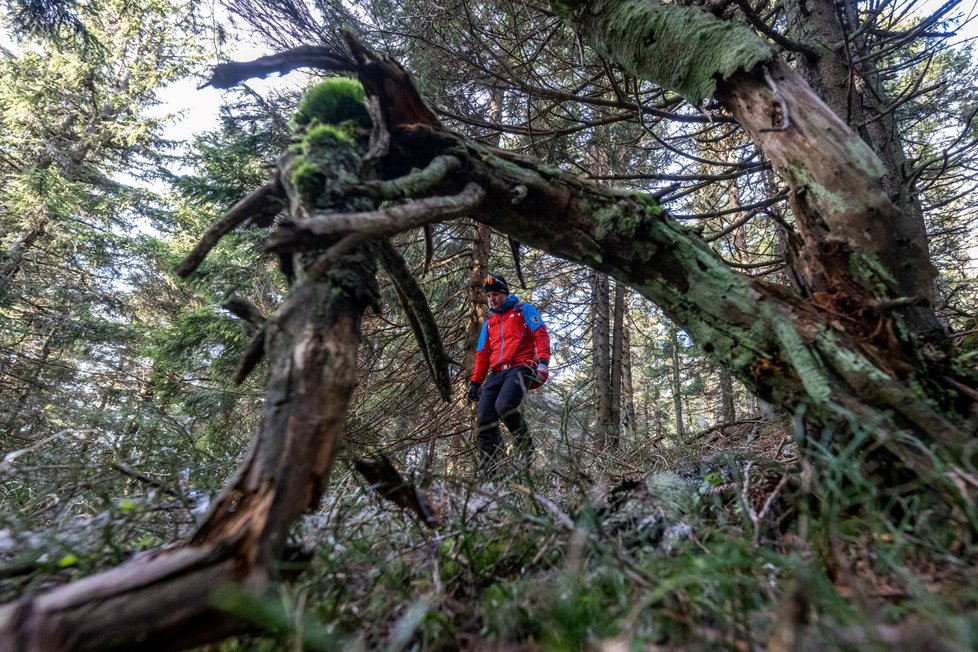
[4,416,978,650]
[201,415,978,651]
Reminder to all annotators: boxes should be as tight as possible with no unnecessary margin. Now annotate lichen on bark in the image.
[553,0,775,103]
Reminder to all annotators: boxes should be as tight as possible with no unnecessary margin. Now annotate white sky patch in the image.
[151,36,301,172]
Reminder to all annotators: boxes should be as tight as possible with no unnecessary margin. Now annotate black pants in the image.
[476,367,534,477]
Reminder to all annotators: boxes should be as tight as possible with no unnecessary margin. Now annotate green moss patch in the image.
[555,0,775,103]
[295,77,371,128]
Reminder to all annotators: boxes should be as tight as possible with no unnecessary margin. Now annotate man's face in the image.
[486,291,507,309]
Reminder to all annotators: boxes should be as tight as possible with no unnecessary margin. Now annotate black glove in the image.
[467,382,481,404]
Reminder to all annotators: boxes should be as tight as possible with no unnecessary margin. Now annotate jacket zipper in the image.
[496,315,504,366]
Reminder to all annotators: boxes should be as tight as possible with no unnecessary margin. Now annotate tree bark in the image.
[621,290,637,440]
[590,270,613,449]
[669,322,686,439]
[722,60,944,338]
[784,0,933,292]
[609,279,626,448]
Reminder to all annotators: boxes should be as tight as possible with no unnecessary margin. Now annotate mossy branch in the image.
[355,155,461,200]
[813,330,969,451]
[266,182,486,252]
[552,0,775,104]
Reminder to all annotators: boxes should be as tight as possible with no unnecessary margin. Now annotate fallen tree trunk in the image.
[0,81,380,651]
[0,269,375,650]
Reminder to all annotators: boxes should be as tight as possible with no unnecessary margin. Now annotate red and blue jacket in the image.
[471,295,551,384]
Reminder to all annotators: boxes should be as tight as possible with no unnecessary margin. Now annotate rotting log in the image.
[0,264,376,651]
[0,78,381,651]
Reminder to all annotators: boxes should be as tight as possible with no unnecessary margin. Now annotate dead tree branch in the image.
[266,182,486,251]
[176,181,285,278]
[203,45,355,89]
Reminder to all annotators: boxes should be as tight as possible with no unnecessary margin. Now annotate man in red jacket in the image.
[467,273,551,478]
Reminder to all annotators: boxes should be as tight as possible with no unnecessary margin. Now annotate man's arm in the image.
[522,304,550,363]
[471,321,491,384]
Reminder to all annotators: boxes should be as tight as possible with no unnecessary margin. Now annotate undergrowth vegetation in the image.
[196,417,978,651]
[5,412,977,650]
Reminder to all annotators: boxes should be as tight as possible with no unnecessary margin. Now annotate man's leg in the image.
[476,373,505,478]
[495,368,533,469]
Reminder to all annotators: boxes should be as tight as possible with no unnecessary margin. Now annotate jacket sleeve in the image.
[471,321,491,383]
[522,304,551,364]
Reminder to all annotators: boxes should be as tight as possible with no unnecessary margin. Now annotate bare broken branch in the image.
[509,236,527,289]
[266,182,486,252]
[222,296,268,328]
[203,45,355,89]
[377,240,452,402]
[177,182,286,278]
[351,454,439,527]
[234,327,266,385]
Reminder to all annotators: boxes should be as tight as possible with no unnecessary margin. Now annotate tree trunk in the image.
[784,0,933,298]
[650,374,663,441]
[464,223,492,379]
[719,162,742,425]
[717,364,736,424]
[669,322,685,439]
[609,279,626,448]
[463,87,505,381]
[621,306,636,440]
[590,270,613,449]
[460,88,501,465]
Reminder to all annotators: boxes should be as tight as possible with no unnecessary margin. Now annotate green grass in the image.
[178,427,978,650]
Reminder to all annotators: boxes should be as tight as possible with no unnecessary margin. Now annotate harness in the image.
[491,361,534,373]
